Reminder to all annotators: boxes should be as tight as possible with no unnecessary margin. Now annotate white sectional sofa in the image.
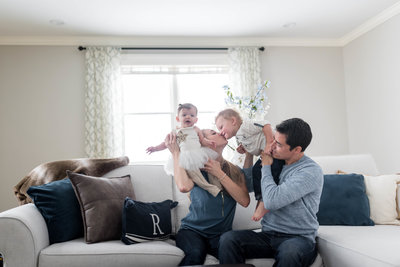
[314,155,400,267]
[0,154,397,267]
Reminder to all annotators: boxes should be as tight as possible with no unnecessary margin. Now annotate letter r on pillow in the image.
[150,213,164,235]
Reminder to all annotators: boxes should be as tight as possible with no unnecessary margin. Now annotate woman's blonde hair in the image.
[215,108,243,124]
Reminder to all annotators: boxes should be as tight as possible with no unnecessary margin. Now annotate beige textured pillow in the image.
[68,171,135,243]
[397,183,400,219]
[364,174,400,225]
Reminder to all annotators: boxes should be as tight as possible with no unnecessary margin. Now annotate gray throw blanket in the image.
[14,156,129,205]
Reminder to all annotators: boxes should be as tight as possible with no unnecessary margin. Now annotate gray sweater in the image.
[245,155,323,242]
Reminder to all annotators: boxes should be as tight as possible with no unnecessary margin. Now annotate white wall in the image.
[0,46,86,211]
[0,45,349,212]
[261,47,349,157]
[1,16,398,212]
[343,14,400,174]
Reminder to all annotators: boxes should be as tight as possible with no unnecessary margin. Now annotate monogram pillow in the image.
[121,197,178,244]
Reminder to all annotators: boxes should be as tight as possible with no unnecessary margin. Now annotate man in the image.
[219,118,324,267]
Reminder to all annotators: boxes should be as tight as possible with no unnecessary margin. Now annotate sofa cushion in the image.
[68,171,135,243]
[27,178,84,244]
[317,174,374,226]
[121,198,178,244]
[39,238,183,267]
[364,174,400,225]
[312,154,379,176]
[318,225,400,267]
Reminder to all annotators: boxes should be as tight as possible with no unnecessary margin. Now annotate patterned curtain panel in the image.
[84,47,124,158]
[228,46,262,100]
[226,47,262,166]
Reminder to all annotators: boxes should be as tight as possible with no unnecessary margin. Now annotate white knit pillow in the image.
[397,183,400,219]
[364,174,400,225]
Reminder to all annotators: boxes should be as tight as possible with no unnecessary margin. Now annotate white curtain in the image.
[228,47,262,105]
[84,47,124,158]
[226,47,262,166]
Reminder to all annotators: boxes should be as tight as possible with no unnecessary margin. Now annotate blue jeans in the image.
[175,228,220,266]
[219,230,317,267]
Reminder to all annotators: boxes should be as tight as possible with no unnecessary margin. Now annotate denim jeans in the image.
[219,230,317,267]
[175,228,220,266]
[252,158,285,200]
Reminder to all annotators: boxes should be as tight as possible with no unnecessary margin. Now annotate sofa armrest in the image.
[0,203,49,267]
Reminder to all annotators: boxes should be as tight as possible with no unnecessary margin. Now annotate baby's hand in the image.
[203,138,216,149]
[146,146,157,154]
[236,144,246,154]
[264,143,273,155]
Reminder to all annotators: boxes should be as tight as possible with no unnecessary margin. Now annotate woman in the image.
[164,129,250,266]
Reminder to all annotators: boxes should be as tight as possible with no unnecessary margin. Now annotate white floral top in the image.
[236,119,270,156]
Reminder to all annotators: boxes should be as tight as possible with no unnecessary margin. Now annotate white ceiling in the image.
[0,0,399,46]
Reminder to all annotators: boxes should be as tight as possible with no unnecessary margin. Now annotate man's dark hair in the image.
[276,118,312,152]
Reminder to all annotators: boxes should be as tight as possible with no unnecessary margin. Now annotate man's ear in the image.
[293,146,302,154]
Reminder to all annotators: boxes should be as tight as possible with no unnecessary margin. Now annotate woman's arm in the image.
[164,133,194,192]
[203,159,250,207]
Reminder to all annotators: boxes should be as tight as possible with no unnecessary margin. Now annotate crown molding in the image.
[339,2,400,46]
[0,35,343,47]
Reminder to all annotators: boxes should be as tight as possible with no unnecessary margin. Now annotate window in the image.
[121,54,228,164]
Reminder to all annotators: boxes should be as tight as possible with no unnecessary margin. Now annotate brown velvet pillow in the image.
[67,171,135,243]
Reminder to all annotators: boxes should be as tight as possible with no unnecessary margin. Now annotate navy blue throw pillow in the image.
[317,174,374,226]
[27,178,84,244]
[121,197,178,244]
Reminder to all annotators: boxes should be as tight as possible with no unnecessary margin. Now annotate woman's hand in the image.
[204,158,250,208]
[165,132,194,192]
[203,159,225,179]
[164,132,179,155]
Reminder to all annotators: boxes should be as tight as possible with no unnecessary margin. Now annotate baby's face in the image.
[215,116,237,140]
[177,108,198,128]
[203,129,228,148]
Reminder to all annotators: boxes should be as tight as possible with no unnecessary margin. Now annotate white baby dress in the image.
[164,127,218,175]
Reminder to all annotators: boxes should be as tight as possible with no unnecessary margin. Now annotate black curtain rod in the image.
[78,46,265,51]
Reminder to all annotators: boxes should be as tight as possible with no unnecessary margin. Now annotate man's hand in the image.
[263,142,273,155]
[260,150,273,166]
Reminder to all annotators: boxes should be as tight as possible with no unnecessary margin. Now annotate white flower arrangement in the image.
[223,80,271,119]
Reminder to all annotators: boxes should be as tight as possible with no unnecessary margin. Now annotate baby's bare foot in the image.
[251,200,269,221]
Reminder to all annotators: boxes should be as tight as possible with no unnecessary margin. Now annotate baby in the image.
[215,108,284,221]
[146,103,221,196]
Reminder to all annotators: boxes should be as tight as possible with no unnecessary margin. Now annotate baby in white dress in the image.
[146,103,221,196]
